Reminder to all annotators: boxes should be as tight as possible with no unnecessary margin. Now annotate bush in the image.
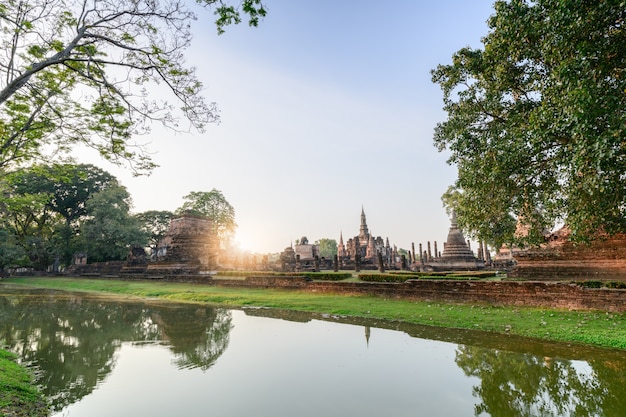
[358,274,415,283]
[578,280,604,288]
[448,271,497,279]
[217,271,352,280]
[298,272,352,281]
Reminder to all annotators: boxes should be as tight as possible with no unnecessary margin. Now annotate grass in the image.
[0,350,49,417]
[3,276,626,351]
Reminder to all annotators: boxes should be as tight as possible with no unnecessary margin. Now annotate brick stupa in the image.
[425,212,484,271]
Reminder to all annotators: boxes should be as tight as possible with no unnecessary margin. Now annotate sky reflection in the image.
[54,311,479,417]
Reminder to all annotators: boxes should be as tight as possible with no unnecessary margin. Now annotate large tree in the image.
[0,0,266,174]
[0,163,128,268]
[432,0,626,244]
[78,184,148,262]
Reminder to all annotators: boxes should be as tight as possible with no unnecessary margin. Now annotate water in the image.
[0,287,624,417]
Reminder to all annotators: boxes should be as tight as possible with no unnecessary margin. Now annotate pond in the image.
[0,287,624,417]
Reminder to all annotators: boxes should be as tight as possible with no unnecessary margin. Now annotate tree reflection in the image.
[0,291,232,412]
[455,345,626,417]
[150,306,232,370]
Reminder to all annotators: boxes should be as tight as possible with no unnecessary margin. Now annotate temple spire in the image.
[359,206,369,242]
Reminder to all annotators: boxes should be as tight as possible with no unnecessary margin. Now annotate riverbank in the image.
[0,350,49,417]
[3,276,626,350]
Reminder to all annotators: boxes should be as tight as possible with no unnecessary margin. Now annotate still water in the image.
[0,287,624,417]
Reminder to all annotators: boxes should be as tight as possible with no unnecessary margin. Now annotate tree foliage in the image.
[315,238,337,259]
[0,163,139,268]
[135,210,174,255]
[0,0,266,174]
[177,189,236,245]
[0,163,119,266]
[79,185,148,262]
[432,0,626,244]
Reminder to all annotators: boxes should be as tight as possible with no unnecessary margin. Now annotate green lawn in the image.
[3,276,626,350]
[0,350,49,417]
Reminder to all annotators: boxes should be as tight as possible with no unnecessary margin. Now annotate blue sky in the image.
[94,1,497,253]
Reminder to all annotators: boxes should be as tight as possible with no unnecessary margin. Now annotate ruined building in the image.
[147,212,216,274]
[337,208,396,268]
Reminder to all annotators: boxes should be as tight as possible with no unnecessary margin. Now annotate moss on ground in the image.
[0,349,49,417]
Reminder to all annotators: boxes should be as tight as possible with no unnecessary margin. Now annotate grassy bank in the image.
[3,276,626,350]
[0,350,49,417]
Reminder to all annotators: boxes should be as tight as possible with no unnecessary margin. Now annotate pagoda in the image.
[425,212,484,271]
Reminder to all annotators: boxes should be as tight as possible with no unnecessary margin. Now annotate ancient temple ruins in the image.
[147,212,216,274]
[422,212,484,271]
[337,207,398,269]
[508,226,626,280]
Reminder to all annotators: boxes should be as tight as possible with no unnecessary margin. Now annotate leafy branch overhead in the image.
[432,0,626,244]
[0,0,266,175]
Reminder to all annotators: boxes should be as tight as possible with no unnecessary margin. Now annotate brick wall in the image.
[211,277,626,312]
[510,233,626,280]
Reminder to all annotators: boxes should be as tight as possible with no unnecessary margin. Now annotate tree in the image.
[0,163,120,267]
[441,186,518,250]
[78,184,148,262]
[315,238,337,259]
[135,210,174,256]
[0,170,62,269]
[37,163,118,264]
[432,1,626,244]
[0,0,266,174]
[0,227,27,272]
[177,189,236,247]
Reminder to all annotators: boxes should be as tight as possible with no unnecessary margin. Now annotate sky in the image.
[83,0,497,254]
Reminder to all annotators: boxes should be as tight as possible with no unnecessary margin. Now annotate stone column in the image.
[427,241,432,262]
[333,254,339,272]
[484,242,491,263]
[411,243,416,263]
[296,254,301,273]
[377,252,385,273]
[433,241,438,259]
[419,243,423,263]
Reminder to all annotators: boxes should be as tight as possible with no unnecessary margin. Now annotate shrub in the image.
[358,274,415,283]
[578,280,604,288]
[604,281,626,289]
[298,272,352,281]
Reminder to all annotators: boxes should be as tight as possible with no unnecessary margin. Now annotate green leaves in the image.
[205,0,267,35]
[177,189,237,247]
[0,0,265,175]
[433,0,626,244]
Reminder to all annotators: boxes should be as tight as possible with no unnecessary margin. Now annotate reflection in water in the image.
[0,289,232,412]
[0,288,625,417]
[456,345,626,417]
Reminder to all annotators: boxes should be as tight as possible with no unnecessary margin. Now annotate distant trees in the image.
[78,185,148,263]
[432,0,626,244]
[315,238,337,259]
[0,163,145,270]
[135,210,174,256]
[0,162,244,272]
